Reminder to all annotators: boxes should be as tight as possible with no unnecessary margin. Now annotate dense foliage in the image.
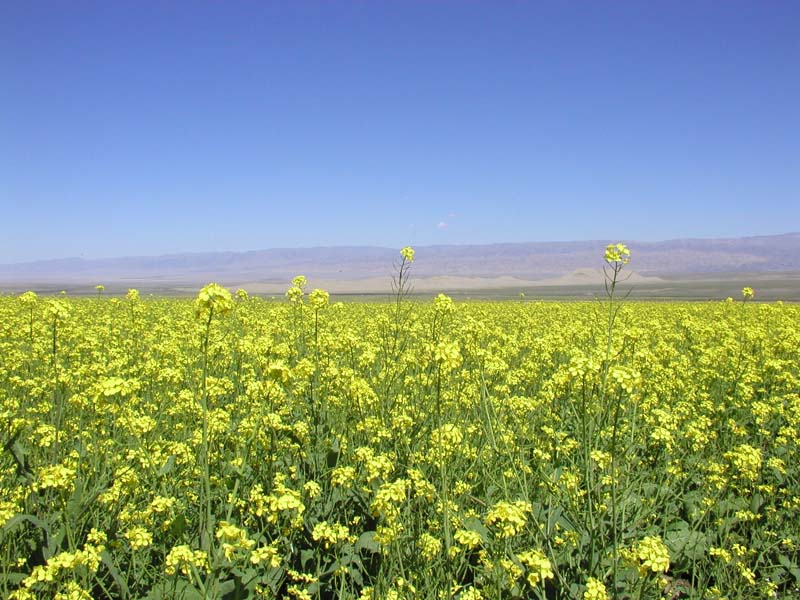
[1,266,799,599]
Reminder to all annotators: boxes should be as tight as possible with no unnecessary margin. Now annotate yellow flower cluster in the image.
[250,543,282,567]
[164,544,208,576]
[434,293,454,314]
[195,282,234,319]
[485,500,531,538]
[371,479,408,519]
[454,528,483,550]
[216,520,256,560]
[47,299,70,321]
[312,521,353,549]
[725,443,763,482]
[429,423,464,461]
[434,340,461,373]
[19,290,38,306]
[0,500,18,527]
[583,577,609,600]
[13,532,105,598]
[35,464,76,493]
[308,288,330,310]
[330,465,357,487]
[517,549,554,587]
[286,275,308,303]
[124,526,153,551]
[417,532,442,560]
[604,242,630,265]
[634,535,670,574]
[248,477,306,529]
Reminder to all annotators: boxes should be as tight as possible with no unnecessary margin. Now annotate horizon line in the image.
[2,231,798,268]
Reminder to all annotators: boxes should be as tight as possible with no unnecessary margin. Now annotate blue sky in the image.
[1,1,798,263]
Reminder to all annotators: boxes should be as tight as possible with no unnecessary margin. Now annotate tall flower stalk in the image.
[390,247,415,355]
[308,287,330,478]
[48,299,69,459]
[19,291,37,351]
[600,243,631,594]
[194,283,234,555]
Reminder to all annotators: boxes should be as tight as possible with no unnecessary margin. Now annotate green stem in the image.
[200,308,214,553]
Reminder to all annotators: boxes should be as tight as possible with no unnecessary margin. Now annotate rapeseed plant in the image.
[0,248,797,599]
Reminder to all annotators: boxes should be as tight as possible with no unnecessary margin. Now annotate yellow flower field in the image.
[1,250,798,599]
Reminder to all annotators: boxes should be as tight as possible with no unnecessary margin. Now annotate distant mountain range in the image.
[1,233,798,291]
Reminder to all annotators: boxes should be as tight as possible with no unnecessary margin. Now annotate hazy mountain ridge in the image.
[1,233,798,285]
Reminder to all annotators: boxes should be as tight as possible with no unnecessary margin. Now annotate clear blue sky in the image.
[1,1,798,263]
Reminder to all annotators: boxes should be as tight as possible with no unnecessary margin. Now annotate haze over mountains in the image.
[1,234,798,296]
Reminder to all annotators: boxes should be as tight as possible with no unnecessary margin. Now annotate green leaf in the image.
[665,528,707,562]
[101,550,129,597]
[10,440,34,479]
[348,566,363,587]
[778,554,800,585]
[264,566,285,592]
[66,477,86,519]
[321,554,354,578]
[143,579,205,600]
[45,525,66,560]
[217,578,236,595]
[327,438,341,468]
[158,455,176,477]
[2,513,50,535]
[460,516,489,542]
[2,572,28,585]
[355,531,380,554]
[300,548,316,570]
[170,512,188,537]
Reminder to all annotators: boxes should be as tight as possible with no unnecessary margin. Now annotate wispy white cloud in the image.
[437,221,448,230]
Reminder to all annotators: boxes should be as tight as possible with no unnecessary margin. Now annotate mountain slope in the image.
[1,233,798,285]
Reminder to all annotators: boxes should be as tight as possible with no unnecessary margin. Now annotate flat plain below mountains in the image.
[2,233,799,300]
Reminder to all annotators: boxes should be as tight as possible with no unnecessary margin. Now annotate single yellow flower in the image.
[604,243,630,265]
[195,283,234,319]
[583,577,609,600]
[308,288,330,310]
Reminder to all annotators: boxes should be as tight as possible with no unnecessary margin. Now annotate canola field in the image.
[1,249,799,600]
